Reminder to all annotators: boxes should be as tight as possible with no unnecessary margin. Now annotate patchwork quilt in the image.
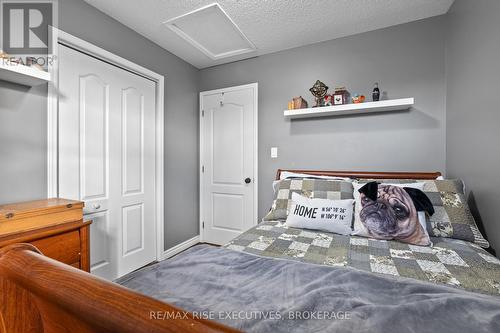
[225,221,500,295]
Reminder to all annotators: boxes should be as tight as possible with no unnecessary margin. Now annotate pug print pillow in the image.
[286,192,354,235]
[352,182,434,246]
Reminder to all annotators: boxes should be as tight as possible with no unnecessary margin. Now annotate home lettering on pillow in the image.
[293,204,318,218]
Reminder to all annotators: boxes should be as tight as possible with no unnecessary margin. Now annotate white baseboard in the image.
[160,235,200,261]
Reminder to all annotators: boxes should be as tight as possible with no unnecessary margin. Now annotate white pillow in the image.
[286,192,354,235]
[352,181,431,246]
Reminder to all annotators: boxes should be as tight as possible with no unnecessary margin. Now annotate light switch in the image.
[271,147,278,158]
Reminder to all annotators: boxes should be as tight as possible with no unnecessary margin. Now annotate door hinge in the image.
[202,221,205,229]
[202,109,205,117]
[202,165,204,173]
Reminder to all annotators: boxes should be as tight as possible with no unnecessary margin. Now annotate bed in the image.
[2,170,500,333]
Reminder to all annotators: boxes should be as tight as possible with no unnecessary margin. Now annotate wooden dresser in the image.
[0,198,91,272]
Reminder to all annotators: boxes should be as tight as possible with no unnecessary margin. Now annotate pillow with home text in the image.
[264,178,354,221]
[286,192,354,235]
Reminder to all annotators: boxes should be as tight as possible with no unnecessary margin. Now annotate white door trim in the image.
[161,235,200,261]
[199,83,258,242]
[47,28,165,261]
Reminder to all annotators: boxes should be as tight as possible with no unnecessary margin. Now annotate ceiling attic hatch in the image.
[163,3,256,60]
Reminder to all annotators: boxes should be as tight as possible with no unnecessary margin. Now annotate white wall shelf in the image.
[0,60,50,86]
[284,98,414,119]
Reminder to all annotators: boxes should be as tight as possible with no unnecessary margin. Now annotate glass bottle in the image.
[372,83,380,102]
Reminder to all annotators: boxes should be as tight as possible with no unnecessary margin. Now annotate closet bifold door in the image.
[58,44,156,280]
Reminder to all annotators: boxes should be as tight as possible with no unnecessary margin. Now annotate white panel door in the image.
[58,44,156,280]
[201,84,257,245]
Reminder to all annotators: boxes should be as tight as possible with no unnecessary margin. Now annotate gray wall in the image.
[0,82,47,203]
[446,0,500,253]
[200,17,447,219]
[0,0,200,250]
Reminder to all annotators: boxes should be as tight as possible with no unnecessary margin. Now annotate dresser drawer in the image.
[31,230,81,265]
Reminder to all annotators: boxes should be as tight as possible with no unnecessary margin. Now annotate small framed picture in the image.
[333,94,344,105]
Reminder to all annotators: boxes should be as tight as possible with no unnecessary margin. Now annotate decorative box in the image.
[333,87,350,105]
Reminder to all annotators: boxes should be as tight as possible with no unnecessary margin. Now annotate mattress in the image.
[225,220,500,295]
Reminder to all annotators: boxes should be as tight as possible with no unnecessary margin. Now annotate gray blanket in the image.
[121,244,500,333]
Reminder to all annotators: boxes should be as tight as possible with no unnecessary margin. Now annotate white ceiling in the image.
[84,0,454,69]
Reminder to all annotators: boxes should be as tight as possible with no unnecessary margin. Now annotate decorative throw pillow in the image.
[273,173,351,194]
[264,179,354,221]
[357,179,489,248]
[286,192,354,235]
[352,181,433,246]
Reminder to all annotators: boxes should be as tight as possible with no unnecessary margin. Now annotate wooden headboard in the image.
[275,169,441,180]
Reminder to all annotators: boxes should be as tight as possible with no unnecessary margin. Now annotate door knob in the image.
[93,204,101,210]
[244,178,251,184]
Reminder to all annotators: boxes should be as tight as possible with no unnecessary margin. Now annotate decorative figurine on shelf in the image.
[372,82,380,101]
[333,86,350,105]
[323,94,333,106]
[287,96,308,110]
[309,80,329,107]
[352,94,366,104]
[293,96,308,109]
